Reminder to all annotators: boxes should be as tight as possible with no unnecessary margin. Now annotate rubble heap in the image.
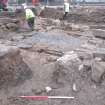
[53,49,105,85]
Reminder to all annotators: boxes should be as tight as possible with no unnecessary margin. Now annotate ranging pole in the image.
[20,96,75,100]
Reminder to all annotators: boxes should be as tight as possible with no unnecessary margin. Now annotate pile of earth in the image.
[51,48,105,105]
[0,44,32,89]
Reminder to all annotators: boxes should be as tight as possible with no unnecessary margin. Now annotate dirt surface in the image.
[0,6,105,105]
[40,7,105,24]
[0,45,32,89]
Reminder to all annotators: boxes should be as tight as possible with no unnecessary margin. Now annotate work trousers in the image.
[27,17,35,31]
[63,12,68,20]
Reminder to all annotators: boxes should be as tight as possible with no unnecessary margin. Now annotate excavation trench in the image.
[0,6,105,105]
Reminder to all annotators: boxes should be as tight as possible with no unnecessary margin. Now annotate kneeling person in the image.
[23,4,35,31]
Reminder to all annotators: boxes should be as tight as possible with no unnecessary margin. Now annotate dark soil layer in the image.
[0,45,32,89]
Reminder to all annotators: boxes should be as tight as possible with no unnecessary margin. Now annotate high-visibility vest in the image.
[64,3,70,12]
[25,9,35,20]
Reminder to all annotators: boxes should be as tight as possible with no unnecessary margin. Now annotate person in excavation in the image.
[63,0,70,20]
[22,4,35,31]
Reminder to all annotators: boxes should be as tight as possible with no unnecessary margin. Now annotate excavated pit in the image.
[0,6,105,105]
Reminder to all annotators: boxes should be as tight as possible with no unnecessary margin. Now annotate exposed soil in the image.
[40,7,105,24]
[0,6,105,105]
